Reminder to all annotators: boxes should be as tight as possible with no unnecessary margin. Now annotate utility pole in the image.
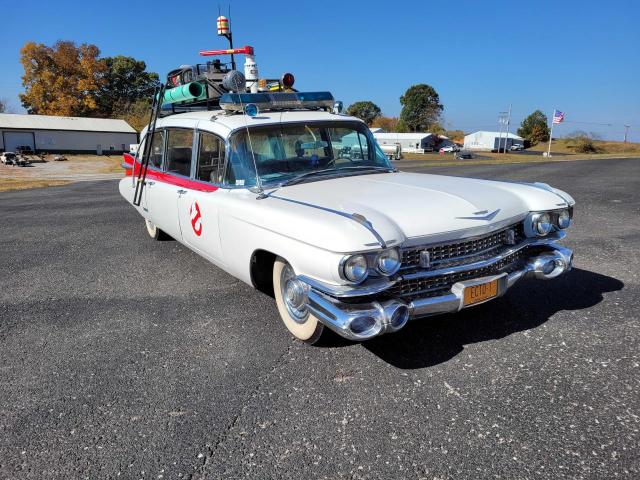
[624,125,630,143]
[503,104,512,153]
[497,112,507,153]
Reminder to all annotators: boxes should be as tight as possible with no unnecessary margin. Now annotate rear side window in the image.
[196,132,225,184]
[144,131,164,169]
[165,129,194,177]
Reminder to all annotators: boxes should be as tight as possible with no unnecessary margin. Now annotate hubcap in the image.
[280,264,309,324]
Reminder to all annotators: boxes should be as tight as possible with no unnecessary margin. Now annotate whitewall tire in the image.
[145,219,168,241]
[273,257,325,344]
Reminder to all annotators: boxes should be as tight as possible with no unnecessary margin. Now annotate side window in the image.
[165,129,194,177]
[196,132,225,184]
[140,130,164,169]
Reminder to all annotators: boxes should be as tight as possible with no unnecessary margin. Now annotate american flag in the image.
[553,109,565,124]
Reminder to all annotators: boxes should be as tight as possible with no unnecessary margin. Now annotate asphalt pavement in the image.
[1,158,638,479]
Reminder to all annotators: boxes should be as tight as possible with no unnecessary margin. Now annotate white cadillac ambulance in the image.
[120,36,574,345]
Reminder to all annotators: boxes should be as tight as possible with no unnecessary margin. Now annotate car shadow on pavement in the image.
[362,268,624,370]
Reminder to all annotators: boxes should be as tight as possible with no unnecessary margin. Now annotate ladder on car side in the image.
[133,83,166,207]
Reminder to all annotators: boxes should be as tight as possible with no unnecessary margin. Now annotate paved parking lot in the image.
[1,158,638,479]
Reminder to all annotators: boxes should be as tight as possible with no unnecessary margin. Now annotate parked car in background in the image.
[510,144,524,151]
[454,151,474,160]
[439,145,459,153]
[1,152,17,165]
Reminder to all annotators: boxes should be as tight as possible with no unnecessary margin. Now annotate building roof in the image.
[0,113,137,134]
[465,131,523,140]
[372,132,433,139]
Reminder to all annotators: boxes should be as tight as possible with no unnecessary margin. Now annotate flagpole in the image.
[547,109,554,157]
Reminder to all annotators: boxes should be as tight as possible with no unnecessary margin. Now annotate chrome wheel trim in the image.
[145,219,157,237]
[280,264,309,324]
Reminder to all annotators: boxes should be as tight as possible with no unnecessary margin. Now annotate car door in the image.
[156,127,196,241]
[141,129,184,239]
[176,129,225,263]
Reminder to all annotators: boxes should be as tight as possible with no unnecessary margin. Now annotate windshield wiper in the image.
[333,165,396,173]
[278,168,341,187]
[277,165,396,188]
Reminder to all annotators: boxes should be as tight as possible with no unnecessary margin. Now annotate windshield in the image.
[225,121,392,187]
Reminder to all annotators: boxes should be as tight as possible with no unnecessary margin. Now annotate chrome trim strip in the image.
[401,213,528,248]
[400,242,506,271]
[298,274,397,298]
[269,194,387,248]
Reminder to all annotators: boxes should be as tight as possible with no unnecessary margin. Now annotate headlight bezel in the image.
[375,248,401,276]
[555,208,572,229]
[340,254,369,284]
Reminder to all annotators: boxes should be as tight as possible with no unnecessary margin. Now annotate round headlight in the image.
[534,212,553,236]
[376,248,401,276]
[557,209,571,229]
[342,254,369,283]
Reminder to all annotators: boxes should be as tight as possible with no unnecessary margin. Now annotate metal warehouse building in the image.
[463,131,524,151]
[0,113,137,154]
[372,132,437,153]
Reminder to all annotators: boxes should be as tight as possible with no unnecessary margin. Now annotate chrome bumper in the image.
[302,244,573,341]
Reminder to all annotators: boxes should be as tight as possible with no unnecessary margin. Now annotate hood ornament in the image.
[456,209,501,221]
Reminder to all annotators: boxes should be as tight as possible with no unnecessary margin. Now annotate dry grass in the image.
[529,139,640,155]
[0,154,124,193]
[400,143,640,168]
[0,178,71,192]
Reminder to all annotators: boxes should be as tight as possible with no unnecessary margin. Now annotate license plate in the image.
[463,279,499,306]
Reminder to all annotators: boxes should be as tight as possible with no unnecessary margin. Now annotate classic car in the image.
[119,90,574,345]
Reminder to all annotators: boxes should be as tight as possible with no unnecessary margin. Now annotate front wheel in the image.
[145,219,169,241]
[273,257,325,344]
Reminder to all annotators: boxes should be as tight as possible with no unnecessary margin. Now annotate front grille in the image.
[390,248,527,300]
[401,224,524,269]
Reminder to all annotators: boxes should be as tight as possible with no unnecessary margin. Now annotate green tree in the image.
[0,98,6,113]
[517,110,550,145]
[346,101,381,125]
[427,122,445,135]
[444,129,465,142]
[399,84,443,132]
[395,118,409,133]
[370,115,398,132]
[97,56,159,116]
[112,98,152,133]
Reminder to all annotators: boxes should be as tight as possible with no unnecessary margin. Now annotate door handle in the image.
[146,180,155,186]
[177,189,187,195]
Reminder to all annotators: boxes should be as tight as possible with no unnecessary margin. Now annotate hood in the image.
[270,171,571,248]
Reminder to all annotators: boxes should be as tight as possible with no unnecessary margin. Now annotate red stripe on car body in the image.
[121,154,218,192]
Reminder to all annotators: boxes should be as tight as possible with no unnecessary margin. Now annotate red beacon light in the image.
[281,73,295,89]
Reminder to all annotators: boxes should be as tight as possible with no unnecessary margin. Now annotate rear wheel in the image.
[273,257,325,344]
[145,219,169,241]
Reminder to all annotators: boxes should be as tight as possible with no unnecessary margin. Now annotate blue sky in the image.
[1,0,638,141]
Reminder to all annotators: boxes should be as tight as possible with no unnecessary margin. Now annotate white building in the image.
[0,113,138,154]
[463,131,524,151]
[372,132,436,153]
[368,127,384,134]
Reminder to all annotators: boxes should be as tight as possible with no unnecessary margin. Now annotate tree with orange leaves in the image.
[19,41,106,116]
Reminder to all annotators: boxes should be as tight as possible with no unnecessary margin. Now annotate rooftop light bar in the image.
[219,91,334,113]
